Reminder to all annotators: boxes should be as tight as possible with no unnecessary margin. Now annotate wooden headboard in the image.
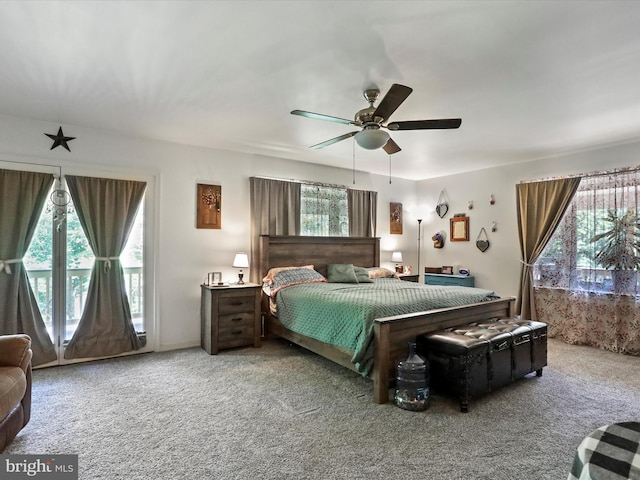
[258,235,380,279]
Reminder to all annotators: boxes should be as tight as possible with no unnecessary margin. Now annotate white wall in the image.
[0,113,419,351]
[416,140,640,297]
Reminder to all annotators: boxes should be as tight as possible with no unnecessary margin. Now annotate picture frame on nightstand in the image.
[441,266,453,275]
[208,272,223,286]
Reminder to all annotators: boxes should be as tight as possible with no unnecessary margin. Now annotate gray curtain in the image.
[348,188,377,237]
[249,177,300,283]
[515,178,580,319]
[64,175,147,359]
[0,169,57,366]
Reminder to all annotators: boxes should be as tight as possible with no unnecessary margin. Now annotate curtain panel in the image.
[0,169,57,366]
[348,189,377,237]
[535,287,640,355]
[515,177,581,319]
[64,175,147,359]
[249,177,301,283]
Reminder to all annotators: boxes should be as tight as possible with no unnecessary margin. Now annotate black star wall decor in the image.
[45,126,75,151]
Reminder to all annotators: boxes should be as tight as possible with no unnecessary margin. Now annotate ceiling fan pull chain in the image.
[389,153,392,184]
[352,138,356,185]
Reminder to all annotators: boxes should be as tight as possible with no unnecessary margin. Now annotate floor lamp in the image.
[417,219,422,276]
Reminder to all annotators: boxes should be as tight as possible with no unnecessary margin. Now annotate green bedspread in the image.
[274,278,498,375]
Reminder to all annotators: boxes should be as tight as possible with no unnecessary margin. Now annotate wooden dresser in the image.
[201,283,261,354]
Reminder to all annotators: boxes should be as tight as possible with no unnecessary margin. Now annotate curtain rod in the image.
[0,159,63,178]
[252,175,352,190]
[520,164,640,184]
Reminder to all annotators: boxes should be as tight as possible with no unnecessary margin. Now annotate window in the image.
[534,169,640,295]
[300,184,348,236]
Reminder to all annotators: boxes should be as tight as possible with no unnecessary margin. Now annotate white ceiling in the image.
[1,1,640,180]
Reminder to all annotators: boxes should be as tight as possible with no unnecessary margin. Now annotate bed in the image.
[258,235,515,404]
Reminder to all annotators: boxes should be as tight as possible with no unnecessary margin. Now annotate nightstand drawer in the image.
[218,323,254,343]
[218,312,254,328]
[218,294,255,314]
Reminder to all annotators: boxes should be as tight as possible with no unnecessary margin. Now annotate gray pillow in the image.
[327,263,358,283]
[354,266,373,283]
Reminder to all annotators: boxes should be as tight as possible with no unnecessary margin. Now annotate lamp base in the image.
[237,272,245,285]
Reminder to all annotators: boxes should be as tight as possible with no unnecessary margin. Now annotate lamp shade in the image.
[391,251,403,263]
[232,253,249,268]
[355,128,390,150]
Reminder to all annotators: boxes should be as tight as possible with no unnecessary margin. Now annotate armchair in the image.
[0,334,32,452]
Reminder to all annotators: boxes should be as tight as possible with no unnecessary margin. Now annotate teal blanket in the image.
[274,278,498,375]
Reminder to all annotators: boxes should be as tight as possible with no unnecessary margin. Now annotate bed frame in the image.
[258,235,515,404]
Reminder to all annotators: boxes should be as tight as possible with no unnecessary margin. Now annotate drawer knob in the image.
[231,317,243,322]
[231,330,243,335]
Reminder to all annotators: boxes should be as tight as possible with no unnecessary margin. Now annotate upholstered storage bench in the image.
[473,318,548,377]
[417,319,547,412]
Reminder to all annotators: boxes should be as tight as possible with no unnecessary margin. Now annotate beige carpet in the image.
[6,338,640,479]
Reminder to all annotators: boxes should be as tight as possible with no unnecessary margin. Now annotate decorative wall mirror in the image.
[450,216,469,242]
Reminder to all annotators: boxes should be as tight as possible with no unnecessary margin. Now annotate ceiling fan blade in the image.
[387,118,462,130]
[291,110,357,126]
[310,131,358,149]
[383,138,401,155]
[372,84,413,122]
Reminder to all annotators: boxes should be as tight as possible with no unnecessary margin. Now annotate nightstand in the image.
[398,273,420,283]
[424,273,475,287]
[201,283,261,354]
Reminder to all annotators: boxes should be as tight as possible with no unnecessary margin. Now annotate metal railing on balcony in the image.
[27,267,143,340]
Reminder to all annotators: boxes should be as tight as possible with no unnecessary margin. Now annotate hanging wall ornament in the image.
[468,200,473,210]
[45,126,75,151]
[491,221,497,232]
[47,170,73,231]
[432,231,445,248]
[435,190,448,218]
[476,227,490,252]
[490,194,495,205]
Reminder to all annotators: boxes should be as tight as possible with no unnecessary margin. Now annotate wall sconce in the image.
[232,252,249,284]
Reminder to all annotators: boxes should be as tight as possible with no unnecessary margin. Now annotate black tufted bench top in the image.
[417,318,547,412]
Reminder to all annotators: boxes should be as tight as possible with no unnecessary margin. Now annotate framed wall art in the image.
[450,215,469,242]
[197,183,221,229]
[390,202,403,235]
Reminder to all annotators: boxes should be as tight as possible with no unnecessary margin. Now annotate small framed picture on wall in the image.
[197,183,222,229]
[390,202,403,234]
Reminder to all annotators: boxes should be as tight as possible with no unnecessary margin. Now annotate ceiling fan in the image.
[291,84,461,155]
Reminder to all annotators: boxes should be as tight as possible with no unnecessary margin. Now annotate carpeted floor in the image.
[5,338,640,479]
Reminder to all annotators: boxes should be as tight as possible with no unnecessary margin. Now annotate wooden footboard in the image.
[371,296,515,403]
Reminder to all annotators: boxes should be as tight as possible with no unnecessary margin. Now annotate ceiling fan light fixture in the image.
[355,128,390,150]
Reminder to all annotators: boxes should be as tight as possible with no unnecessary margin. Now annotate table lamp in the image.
[391,251,403,273]
[232,253,249,284]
